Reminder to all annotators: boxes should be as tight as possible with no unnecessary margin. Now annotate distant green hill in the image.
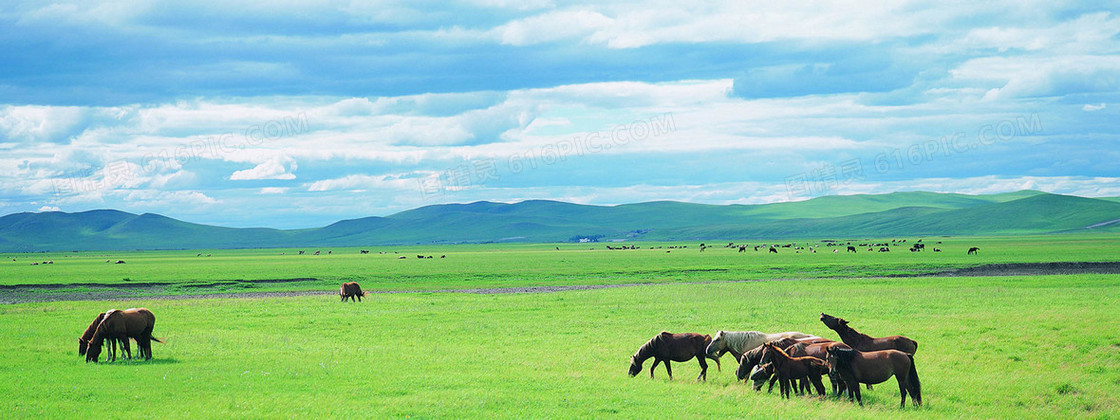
[1,191,1118,251]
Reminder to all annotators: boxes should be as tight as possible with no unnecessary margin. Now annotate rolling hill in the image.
[1,191,1118,252]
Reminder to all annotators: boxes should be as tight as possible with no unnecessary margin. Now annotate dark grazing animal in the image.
[968,247,980,255]
[78,312,125,357]
[340,282,365,302]
[827,347,922,408]
[629,332,720,381]
[85,308,162,363]
[820,313,917,354]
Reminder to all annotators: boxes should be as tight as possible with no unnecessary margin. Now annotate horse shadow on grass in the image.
[90,358,180,366]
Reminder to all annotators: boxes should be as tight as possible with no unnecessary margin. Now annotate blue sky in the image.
[1,1,1118,228]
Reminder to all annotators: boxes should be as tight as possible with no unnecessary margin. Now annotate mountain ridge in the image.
[2,191,1117,252]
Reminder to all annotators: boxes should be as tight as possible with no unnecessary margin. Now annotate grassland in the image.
[3,234,1118,294]
[0,234,1117,418]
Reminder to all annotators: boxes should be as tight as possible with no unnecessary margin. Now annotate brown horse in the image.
[78,312,129,360]
[738,338,833,394]
[628,332,720,381]
[78,312,107,356]
[786,340,852,396]
[826,347,922,408]
[86,308,163,363]
[819,313,917,354]
[763,342,829,398]
[340,282,365,302]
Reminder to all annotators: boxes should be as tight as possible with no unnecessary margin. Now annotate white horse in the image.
[704,330,817,361]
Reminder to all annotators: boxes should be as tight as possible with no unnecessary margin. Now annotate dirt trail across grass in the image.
[3,262,1118,305]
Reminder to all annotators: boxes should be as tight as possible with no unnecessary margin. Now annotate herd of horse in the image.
[78,307,162,363]
[76,281,920,409]
[628,313,922,408]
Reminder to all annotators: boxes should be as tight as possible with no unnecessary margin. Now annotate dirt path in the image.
[2,262,1118,305]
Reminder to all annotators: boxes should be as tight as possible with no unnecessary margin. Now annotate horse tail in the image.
[907,353,921,405]
[150,336,164,344]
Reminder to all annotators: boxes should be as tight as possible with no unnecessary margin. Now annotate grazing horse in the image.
[819,313,917,354]
[763,342,829,398]
[827,347,922,408]
[340,282,365,302]
[968,247,980,255]
[86,308,162,363]
[629,332,720,381]
[847,246,857,253]
[78,312,125,358]
[705,330,815,362]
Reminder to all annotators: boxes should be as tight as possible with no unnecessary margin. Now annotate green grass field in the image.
[0,234,1118,418]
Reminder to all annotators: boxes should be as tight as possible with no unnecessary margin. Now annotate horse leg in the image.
[139,337,150,360]
[696,356,708,381]
[664,360,673,380]
[853,381,863,406]
[811,374,826,396]
[767,373,779,393]
[649,359,661,379]
[121,338,132,360]
[898,376,908,408]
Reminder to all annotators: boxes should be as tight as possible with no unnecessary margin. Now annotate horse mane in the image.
[765,341,792,359]
[634,332,668,360]
[831,317,873,341]
[831,347,856,366]
[91,310,122,343]
[81,312,106,341]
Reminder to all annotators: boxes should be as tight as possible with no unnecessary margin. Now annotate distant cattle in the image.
[313,250,321,255]
[360,250,370,254]
[847,246,857,253]
[115,260,125,264]
[769,247,778,254]
[933,248,942,252]
[968,247,980,255]
[398,256,407,259]
[298,251,305,255]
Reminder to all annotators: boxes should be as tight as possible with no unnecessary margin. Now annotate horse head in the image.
[705,331,727,359]
[85,339,102,363]
[735,355,752,381]
[819,313,848,329]
[78,338,89,356]
[627,355,642,377]
[825,347,854,375]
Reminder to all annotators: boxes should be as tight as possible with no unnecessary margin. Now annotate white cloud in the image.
[307,173,425,192]
[230,158,297,180]
[493,10,612,46]
[259,187,289,194]
[37,206,61,212]
[1083,103,1107,111]
[949,55,1120,101]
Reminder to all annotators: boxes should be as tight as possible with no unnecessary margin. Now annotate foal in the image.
[763,342,829,398]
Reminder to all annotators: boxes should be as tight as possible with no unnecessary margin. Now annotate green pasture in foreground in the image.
[0,274,1117,418]
[2,234,1118,296]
